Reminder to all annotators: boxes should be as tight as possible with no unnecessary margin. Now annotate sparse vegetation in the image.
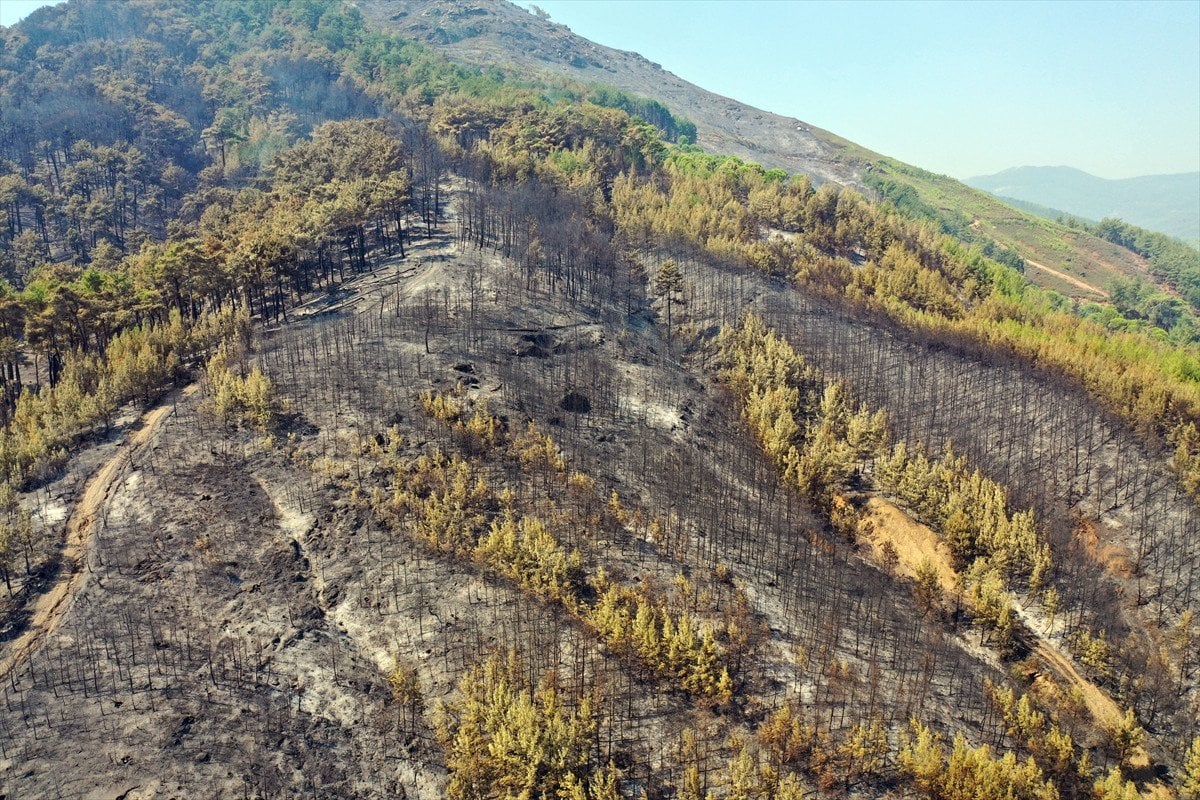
[0,0,1195,797]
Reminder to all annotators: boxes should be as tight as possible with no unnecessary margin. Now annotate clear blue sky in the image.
[523,0,1200,180]
[4,1,1197,180]
[0,0,62,28]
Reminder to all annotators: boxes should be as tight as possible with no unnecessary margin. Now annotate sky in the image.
[0,0,62,28]
[2,0,1196,180]
[521,0,1200,181]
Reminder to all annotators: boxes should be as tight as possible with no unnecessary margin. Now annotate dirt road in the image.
[1032,639,1150,766]
[865,497,1142,755]
[0,385,194,684]
[0,219,455,685]
[1025,259,1109,298]
[1031,640,1119,725]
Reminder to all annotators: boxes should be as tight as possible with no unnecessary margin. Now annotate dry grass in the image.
[1024,259,1109,299]
[1075,519,1137,580]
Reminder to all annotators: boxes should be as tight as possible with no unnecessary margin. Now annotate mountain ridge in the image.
[354,0,870,188]
[357,0,1161,300]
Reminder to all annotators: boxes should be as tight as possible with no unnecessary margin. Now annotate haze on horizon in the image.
[524,0,1200,182]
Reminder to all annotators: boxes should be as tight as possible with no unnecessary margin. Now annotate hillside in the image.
[969,165,1200,243]
[355,0,866,188]
[994,195,1097,227]
[0,1,1198,798]
[358,0,1160,301]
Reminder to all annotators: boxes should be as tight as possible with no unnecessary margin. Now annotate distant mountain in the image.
[967,166,1200,242]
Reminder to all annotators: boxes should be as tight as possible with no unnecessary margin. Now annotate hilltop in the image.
[354,0,865,188]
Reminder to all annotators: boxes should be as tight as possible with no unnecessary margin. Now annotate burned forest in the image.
[0,1,1197,798]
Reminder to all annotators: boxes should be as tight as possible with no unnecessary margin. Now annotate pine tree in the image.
[914,558,944,615]
[1109,708,1145,772]
[897,719,944,796]
[655,258,683,345]
[1183,735,1200,800]
[1093,767,1140,800]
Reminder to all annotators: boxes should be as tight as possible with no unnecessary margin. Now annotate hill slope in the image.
[358,0,1154,300]
[968,165,1200,242]
[355,0,865,187]
[1,1,1198,797]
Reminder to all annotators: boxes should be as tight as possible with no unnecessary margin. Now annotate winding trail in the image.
[0,385,195,684]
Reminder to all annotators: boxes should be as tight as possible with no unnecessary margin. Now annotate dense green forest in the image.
[1090,218,1200,313]
[0,1,1198,798]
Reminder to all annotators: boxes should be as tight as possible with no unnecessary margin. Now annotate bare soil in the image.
[0,387,195,687]
[861,496,957,587]
[1,183,1192,797]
